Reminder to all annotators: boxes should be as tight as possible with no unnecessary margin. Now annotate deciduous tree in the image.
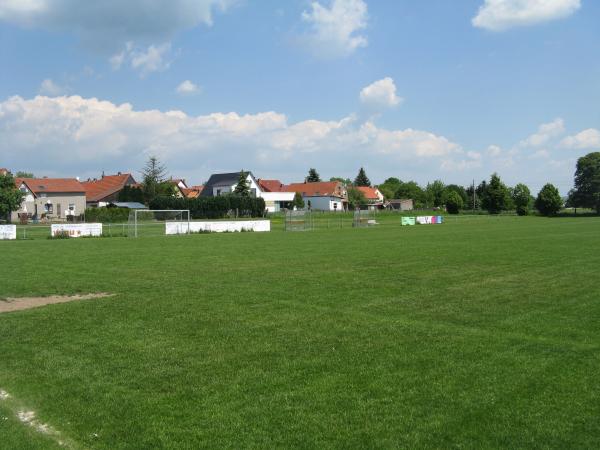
[347,187,367,210]
[445,191,463,214]
[570,152,600,213]
[512,183,531,216]
[330,177,351,186]
[425,180,445,207]
[0,173,24,222]
[535,183,562,216]
[484,173,510,214]
[292,192,305,209]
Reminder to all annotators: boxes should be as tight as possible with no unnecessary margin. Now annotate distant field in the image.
[1,216,600,448]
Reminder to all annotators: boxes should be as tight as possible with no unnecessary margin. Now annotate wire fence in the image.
[2,210,528,241]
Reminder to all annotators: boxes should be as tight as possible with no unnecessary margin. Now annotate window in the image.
[45,204,53,214]
[69,204,75,211]
[216,189,222,196]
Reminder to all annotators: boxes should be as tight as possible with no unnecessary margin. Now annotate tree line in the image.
[308,152,600,216]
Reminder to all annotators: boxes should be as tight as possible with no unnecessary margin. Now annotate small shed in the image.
[387,199,414,211]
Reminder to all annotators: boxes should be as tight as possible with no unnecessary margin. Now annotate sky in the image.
[0,0,599,192]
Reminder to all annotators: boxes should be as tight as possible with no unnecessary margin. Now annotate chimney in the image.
[118,171,121,175]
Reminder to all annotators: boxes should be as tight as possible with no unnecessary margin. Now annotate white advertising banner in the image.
[166,220,271,235]
[416,216,444,225]
[0,225,17,240]
[51,223,103,238]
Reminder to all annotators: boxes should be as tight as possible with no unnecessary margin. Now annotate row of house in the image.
[200,171,389,212]
[1,167,413,222]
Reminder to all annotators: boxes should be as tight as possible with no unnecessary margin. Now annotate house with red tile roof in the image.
[255,179,297,211]
[258,179,287,192]
[81,173,137,207]
[356,186,385,209]
[202,172,294,212]
[182,186,203,199]
[166,178,189,198]
[285,181,347,211]
[13,177,86,222]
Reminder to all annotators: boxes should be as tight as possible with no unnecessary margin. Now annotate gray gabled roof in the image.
[109,202,147,209]
[201,171,252,197]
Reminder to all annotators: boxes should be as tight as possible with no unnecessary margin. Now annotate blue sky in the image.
[0,0,598,192]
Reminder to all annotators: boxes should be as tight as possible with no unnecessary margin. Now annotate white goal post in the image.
[128,209,190,238]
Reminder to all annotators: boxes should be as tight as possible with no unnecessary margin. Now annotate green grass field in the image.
[1,216,599,449]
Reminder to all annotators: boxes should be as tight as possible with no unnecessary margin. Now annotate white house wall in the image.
[212,174,262,197]
[260,191,295,212]
[305,196,343,211]
[12,193,86,221]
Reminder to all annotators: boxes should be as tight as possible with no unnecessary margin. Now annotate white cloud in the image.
[110,42,172,76]
[38,79,65,96]
[519,118,565,147]
[0,95,464,183]
[473,0,581,31]
[560,128,600,149]
[130,43,172,76]
[359,77,402,109]
[0,0,235,50]
[176,80,200,95]
[301,0,368,59]
[486,144,503,157]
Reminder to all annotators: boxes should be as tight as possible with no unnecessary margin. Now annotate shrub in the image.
[445,191,463,214]
[49,230,70,239]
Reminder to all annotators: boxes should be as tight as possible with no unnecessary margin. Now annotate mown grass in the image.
[1,216,599,448]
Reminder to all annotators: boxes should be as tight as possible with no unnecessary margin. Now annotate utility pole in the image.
[472,179,475,213]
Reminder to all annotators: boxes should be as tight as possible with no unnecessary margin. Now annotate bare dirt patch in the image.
[0,293,113,314]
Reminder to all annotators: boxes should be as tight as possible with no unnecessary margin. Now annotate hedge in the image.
[85,207,131,223]
[149,195,266,219]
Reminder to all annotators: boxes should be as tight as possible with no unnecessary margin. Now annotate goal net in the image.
[352,208,375,228]
[127,210,190,238]
[285,210,313,231]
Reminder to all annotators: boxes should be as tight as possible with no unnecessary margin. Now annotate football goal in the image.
[127,210,190,238]
[352,208,377,228]
[284,210,313,231]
